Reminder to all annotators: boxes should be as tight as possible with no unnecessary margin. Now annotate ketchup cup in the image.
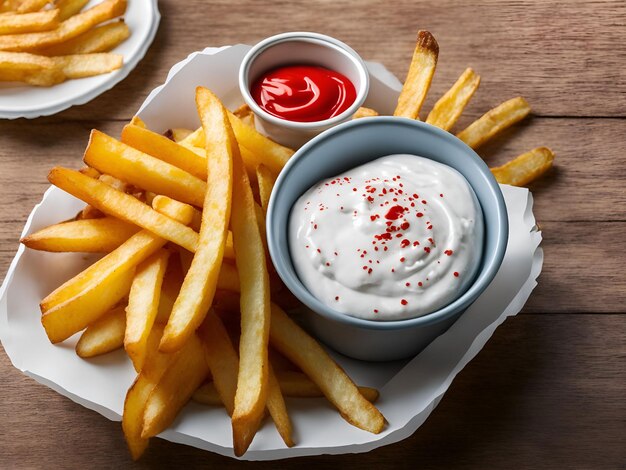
[239,32,370,148]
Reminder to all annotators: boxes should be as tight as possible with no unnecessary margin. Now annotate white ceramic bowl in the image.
[267,117,509,361]
[239,32,369,148]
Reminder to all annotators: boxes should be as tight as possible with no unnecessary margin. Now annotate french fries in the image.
[0,0,129,88]
[198,310,239,415]
[84,130,206,208]
[0,0,127,51]
[40,198,194,343]
[141,333,209,438]
[75,304,126,358]
[51,52,122,78]
[159,87,233,353]
[256,164,276,214]
[230,117,271,456]
[457,96,531,149]
[269,303,385,434]
[48,167,199,252]
[394,30,439,119]
[426,67,480,131]
[0,10,59,35]
[37,20,129,55]
[121,118,208,181]
[56,0,89,22]
[122,324,173,460]
[125,250,170,372]
[21,217,139,253]
[491,147,555,186]
[193,372,380,404]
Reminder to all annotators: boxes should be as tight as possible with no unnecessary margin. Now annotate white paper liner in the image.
[0,46,543,460]
[0,0,160,119]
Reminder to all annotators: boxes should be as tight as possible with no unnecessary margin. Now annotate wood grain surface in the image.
[1,0,625,468]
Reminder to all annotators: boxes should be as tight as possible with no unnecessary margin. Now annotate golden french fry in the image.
[83,130,206,208]
[150,195,196,230]
[394,30,439,119]
[352,106,379,119]
[426,67,481,131]
[37,20,129,55]
[266,363,294,447]
[158,87,234,353]
[233,103,255,128]
[121,119,208,181]
[0,65,63,85]
[256,164,276,214]
[125,250,170,372]
[51,52,123,78]
[231,116,271,457]
[48,167,199,252]
[269,303,385,433]
[16,0,50,13]
[41,265,134,343]
[456,96,531,149]
[0,50,54,70]
[276,371,379,403]
[122,324,173,460]
[21,217,139,253]
[0,0,126,52]
[75,304,126,358]
[55,0,89,21]
[0,10,59,35]
[198,310,239,415]
[141,333,209,438]
[491,146,555,186]
[39,198,194,343]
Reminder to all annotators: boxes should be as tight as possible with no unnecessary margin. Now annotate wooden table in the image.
[1,1,625,467]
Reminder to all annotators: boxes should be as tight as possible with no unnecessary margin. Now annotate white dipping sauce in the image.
[289,154,484,321]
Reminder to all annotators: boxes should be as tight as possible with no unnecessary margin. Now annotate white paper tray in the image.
[0,45,543,460]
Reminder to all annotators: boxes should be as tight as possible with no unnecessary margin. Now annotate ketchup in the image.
[251,65,356,122]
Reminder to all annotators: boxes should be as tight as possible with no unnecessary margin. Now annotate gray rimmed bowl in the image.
[266,117,508,361]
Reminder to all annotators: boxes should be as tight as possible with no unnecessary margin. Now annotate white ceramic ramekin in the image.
[239,32,370,148]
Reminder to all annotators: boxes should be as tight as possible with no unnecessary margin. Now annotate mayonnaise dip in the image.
[289,154,484,321]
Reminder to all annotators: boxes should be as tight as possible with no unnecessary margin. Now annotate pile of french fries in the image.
[0,0,130,86]
[21,29,555,459]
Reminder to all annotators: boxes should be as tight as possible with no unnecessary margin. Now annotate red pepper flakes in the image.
[400,239,410,248]
[316,248,321,253]
[400,257,406,262]
[418,281,423,287]
[424,247,431,253]
[401,299,408,305]
[440,193,444,197]
[454,272,459,277]
[405,282,411,287]
[444,250,453,256]
[416,212,424,217]
[400,221,410,230]
[413,241,420,246]
[335,296,339,301]
[374,309,379,313]
[384,205,405,220]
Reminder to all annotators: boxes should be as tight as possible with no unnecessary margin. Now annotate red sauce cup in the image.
[239,32,370,148]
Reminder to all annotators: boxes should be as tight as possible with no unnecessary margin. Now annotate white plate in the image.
[0,46,544,460]
[0,0,160,119]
